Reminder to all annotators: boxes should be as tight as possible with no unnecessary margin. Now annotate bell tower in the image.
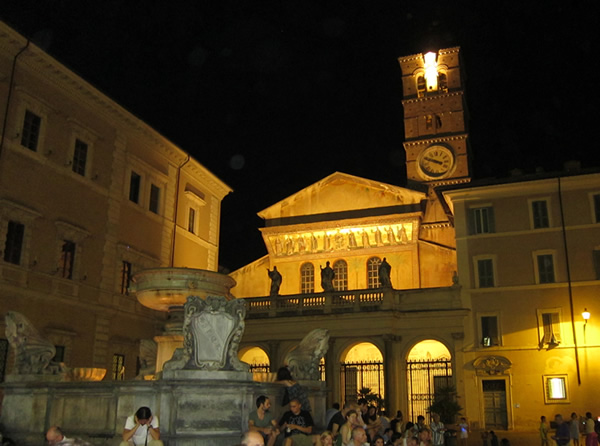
[398,47,471,185]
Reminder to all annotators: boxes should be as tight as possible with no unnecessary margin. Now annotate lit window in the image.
[121,261,132,295]
[112,354,125,380]
[333,260,348,291]
[3,220,25,265]
[367,257,381,289]
[476,258,495,288]
[129,172,141,203]
[72,139,88,176]
[543,375,568,403]
[188,207,196,233]
[480,315,499,347]
[149,184,160,214]
[438,72,448,92]
[417,75,426,97]
[531,200,550,229]
[469,206,495,234]
[21,110,41,151]
[300,263,314,294]
[536,254,555,284]
[59,240,76,279]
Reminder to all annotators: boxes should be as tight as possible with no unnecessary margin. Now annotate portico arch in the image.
[406,339,452,422]
[239,346,270,373]
[340,341,384,405]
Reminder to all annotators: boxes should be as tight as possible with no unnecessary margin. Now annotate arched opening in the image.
[340,342,384,405]
[300,262,315,293]
[239,346,270,373]
[406,339,452,422]
[367,256,381,289]
[333,259,348,291]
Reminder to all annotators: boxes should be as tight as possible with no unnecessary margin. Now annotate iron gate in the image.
[340,360,384,403]
[407,357,452,422]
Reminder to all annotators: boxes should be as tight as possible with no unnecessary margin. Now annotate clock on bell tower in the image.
[398,47,471,185]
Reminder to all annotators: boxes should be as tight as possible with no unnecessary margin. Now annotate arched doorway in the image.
[340,342,384,405]
[406,339,452,422]
[239,346,270,373]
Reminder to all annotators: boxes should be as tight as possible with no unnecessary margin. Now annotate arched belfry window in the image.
[367,257,382,289]
[417,75,426,98]
[333,260,348,291]
[438,72,448,92]
[301,262,315,294]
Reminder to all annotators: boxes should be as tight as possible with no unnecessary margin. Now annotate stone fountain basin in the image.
[132,268,236,312]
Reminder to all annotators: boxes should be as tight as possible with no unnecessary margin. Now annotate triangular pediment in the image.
[258,172,425,220]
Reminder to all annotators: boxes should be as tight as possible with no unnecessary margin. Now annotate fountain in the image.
[0,268,327,446]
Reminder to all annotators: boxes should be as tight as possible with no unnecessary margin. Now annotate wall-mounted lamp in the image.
[582,308,591,326]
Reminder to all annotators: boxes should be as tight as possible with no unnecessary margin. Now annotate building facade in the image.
[0,21,230,381]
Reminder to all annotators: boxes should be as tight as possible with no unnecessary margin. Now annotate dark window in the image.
[332,260,348,291]
[594,195,600,223]
[72,139,88,176]
[367,257,381,289]
[129,172,141,203]
[300,263,314,294]
[477,258,495,288]
[532,200,549,228]
[4,220,24,265]
[481,316,499,346]
[0,338,8,383]
[53,345,65,363]
[188,208,196,233]
[537,254,555,283]
[593,250,600,280]
[59,240,76,279]
[121,261,132,295]
[438,73,448,92]
[469,207,495,234]
[112,354,125,380]
[149,184,160,214]
[21,110,41,151]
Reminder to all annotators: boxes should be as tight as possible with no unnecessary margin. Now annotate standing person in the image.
[430,413,445,446]
[390,411,405,434]
[279,399,314,446]
[489,431,499,446]
[277,366,311,412]
[552,414,571,446]
[120,406,163,446]
[328,402,354,440]
[585,412,598,446]
[458,418,469,446]
[539,416,549,446]
[571,412,581,446]
[248,395,279,446]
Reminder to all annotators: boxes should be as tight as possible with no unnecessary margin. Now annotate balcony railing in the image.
[242,285,462,318]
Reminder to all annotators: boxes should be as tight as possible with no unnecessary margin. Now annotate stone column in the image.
[268,341,280,373]
[383,334,402,413]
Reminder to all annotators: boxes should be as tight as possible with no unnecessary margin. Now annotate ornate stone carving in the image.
[285,328,330,381]
[5,311,66,375]
[163,296,248,372]
[473,355,512,376]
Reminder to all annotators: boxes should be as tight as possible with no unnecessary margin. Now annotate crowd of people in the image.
[541,412,599,446]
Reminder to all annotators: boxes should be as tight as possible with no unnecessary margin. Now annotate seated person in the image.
[249,395,279,446]
[279,399,314,446]
[45,426,93,446]
[120,406,163,446]
[241,431,266,446]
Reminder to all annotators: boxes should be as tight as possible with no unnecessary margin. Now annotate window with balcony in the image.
[367,257,381,289]
[469,206,495,234]
[300,263,314,294]
[332,260,348,291]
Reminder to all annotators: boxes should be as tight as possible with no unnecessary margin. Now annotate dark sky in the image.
[1,1,598,271]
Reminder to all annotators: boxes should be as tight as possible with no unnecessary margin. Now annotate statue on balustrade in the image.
[267,266,282,296]
[320,261,335,292]
[5,311,66,375]
[378,257,392,288]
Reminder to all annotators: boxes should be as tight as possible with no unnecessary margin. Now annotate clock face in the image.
[418,145,455,179]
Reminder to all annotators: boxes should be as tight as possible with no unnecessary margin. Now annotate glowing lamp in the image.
[424,51,439,92]
[582,308,591,325]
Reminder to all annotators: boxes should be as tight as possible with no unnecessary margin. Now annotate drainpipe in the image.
[557,176,581,385]
[0,40,30,160]
[169,155,191,267]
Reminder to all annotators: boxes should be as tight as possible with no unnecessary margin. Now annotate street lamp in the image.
[582,308,591,326]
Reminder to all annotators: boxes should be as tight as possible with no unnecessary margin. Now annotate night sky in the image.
[1,2,597,271]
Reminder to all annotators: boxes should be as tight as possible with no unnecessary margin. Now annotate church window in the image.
[438,72,448,92]
[332,260,348,291]
[469,206,495,234]
[3,220,24,265]
[530,199,550,229]
[300,263,314,293]
[21,110,41,151]
[367,257,381,289]
[417,75,426,98]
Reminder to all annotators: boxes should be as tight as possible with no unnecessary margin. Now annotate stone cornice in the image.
[401,90,463,105]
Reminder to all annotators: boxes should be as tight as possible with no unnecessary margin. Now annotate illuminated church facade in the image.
[232,47,600,432]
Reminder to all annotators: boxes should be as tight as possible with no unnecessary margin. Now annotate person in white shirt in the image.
[120,406,163,446]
